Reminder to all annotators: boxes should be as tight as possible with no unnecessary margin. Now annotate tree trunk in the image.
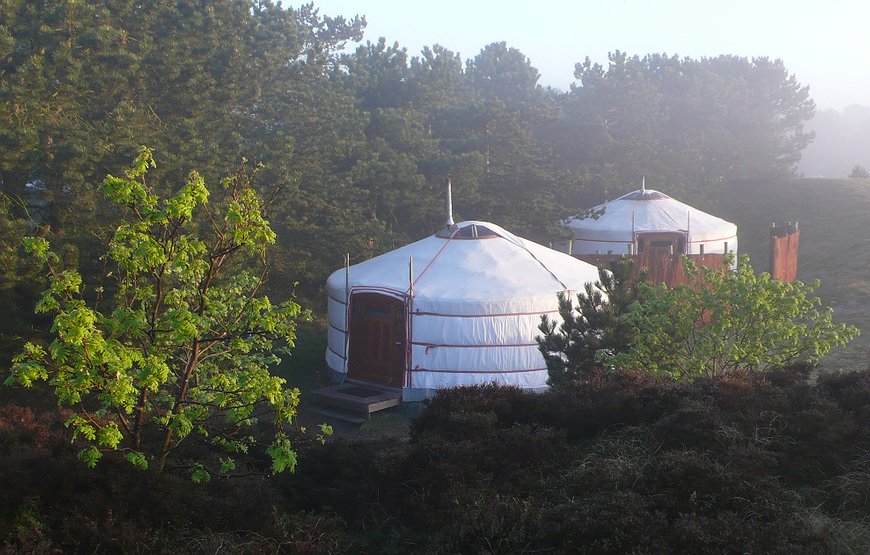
[157,342,200,471]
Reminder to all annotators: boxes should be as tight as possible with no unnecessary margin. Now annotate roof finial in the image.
[641,176,646,192]
[445,177,455,226]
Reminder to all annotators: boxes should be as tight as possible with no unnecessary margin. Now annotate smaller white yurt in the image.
[326,221,601,401]
[558,185,737,258]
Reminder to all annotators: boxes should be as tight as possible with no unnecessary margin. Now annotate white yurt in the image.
[558,185,738,257]
[326,220,601,401]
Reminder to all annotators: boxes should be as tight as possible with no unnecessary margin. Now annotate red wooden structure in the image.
[769,222,800,282]
[575,221,799,287]
[347,293,406,387]
[576,253,729,287]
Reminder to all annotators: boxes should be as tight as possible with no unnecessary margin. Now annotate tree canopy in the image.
[558,52,815,193]
[1,0,821,366]
[0,2,819,311]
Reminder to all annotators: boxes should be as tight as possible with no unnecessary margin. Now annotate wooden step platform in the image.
[308,381,402,423]
[304,404,368,425]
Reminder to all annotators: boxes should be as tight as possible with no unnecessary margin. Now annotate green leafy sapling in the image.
[608,256,859,379]
[7,147,308,476]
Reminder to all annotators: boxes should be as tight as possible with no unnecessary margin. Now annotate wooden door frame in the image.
[634,231,688,255]
[346,290,408,387]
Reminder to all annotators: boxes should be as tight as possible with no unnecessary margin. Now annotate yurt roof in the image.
[562,188,737,243]
[327,220,601,314]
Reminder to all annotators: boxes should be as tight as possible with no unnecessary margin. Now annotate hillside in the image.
[714,177,870,370]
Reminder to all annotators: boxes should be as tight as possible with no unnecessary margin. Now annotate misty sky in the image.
[313,0,870,111]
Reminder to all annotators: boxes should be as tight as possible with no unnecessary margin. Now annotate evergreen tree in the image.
[537,258,644,385]
[559,53,815,193]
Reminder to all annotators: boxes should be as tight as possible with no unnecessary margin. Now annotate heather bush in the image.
[376,368,867,552]
[3,368,869,553]
[410,383,540,439]
[0,403,353,553]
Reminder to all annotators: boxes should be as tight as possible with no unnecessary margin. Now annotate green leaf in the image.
[191,464,211,484]
[79,446,102,469]
[7,344,49,387]
[266,433,297,474]
[125,451,149,470]
[96,423,123,449]
[21,236,53,263]
[316,423,333,445]
[219,457,236,476]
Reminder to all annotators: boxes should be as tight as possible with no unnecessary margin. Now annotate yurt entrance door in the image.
[347,293,406,387]
[635,232,686,256]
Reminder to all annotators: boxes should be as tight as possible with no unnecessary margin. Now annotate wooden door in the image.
[636,232,686,256]
[347,293,406,386]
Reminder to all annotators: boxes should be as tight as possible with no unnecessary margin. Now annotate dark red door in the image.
[636,232,686,256]
[347,293,406,386]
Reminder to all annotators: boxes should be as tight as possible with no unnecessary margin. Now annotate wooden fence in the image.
[575,253,729,287]
[576,223,800,287]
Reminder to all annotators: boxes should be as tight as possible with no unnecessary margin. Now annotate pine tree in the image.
[537,258,644,385]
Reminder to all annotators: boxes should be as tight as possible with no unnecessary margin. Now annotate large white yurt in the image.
[558,186,738,257]
[326,220,601,401]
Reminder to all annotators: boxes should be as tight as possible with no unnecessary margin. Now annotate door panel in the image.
[347,293,406,386]
[636,232,686,255]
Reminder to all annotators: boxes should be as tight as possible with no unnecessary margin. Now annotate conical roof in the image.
[562,188,736,243]
[326,220,601,315]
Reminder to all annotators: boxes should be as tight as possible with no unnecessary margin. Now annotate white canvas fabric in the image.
[561,188,738,255]
[325,221,601,400]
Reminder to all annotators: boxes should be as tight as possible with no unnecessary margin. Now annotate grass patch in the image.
[713,178,870,370]
[273,321,330,396]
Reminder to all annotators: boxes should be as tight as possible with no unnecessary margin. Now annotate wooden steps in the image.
[304,404,368,425]
[307,382,402,423]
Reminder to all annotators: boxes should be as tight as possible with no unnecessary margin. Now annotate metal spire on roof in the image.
[445,178,455,226]
[642,176,646,192]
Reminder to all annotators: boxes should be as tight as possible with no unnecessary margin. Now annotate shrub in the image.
[5,369,870,552]
[849,164,869,178]
[610,257,858,379]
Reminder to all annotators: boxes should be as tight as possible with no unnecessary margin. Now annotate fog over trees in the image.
[799,105,870,177]
[0,0,821,357]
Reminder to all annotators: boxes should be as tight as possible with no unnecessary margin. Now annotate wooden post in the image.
[770,222,800,281]
[344,253,351,366]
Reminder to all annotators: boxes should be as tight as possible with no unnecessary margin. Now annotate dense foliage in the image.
[560,52,815,189]
[0,191,41,358]
[611,257,859,378]
[3,369,869,552]
[6,149,306,477]
[0,2,851,551]
[539,257,858,382]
